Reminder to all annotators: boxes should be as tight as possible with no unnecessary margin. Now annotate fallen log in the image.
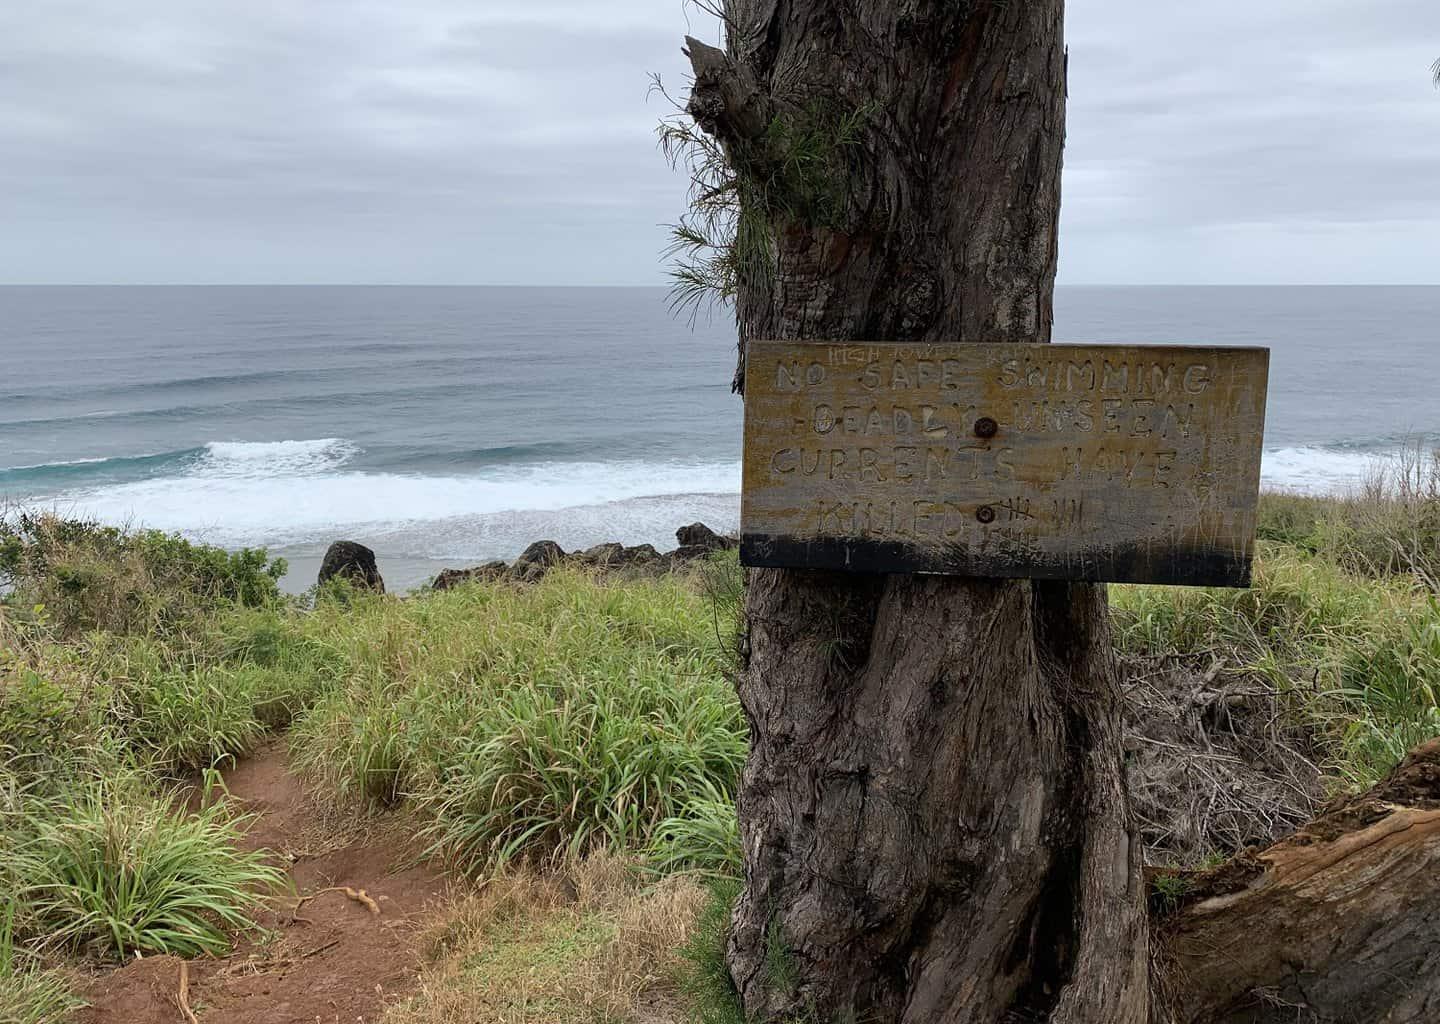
[1160,739,1440,1023]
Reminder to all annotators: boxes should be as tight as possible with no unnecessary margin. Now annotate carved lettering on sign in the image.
[741,341,1270,587]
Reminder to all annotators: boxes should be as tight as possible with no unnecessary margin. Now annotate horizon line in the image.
[3,282,1439,289]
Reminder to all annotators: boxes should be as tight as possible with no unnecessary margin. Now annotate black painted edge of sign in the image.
[739,533,1253,588]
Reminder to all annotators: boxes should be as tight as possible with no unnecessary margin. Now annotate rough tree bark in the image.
[683,2,1149,1021]
[680,5,1440,1022]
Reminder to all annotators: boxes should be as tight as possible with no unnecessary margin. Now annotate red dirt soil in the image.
[79,741,449,1024]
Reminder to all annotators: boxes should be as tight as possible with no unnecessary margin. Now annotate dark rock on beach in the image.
[577,542,626,565]
[572,542,662,570]
[431,560,508,592]
[512,540,567,580]
[317,540,385,592]
[672,521,738,563]
[676,522,736,551]
[426,522,738,591]
[622,543,663,565]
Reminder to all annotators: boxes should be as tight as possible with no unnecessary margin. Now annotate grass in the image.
[0,518,311,999]
[647,783,744,879]
[678,878,745,1024]
[11,780,284,961]
[287,569,746,870]
[1147,870,1196,915]
[1,902,85,1024]
[4,463,1440,1019]
[1256,443,1440,588]
[382,855,707,1024]
[1113,539,1440,788]
[0,513,753,1019]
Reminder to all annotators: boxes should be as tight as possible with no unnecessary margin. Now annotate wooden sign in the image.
[740,341,1270,587]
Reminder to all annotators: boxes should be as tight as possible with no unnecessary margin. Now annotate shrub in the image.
[0,512,285,636]
[0,641,115,794]
[12,781,284,960]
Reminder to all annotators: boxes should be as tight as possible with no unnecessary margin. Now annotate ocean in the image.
[2,285,1435,591]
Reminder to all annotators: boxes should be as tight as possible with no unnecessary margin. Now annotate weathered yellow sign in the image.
[740,341,1270,587]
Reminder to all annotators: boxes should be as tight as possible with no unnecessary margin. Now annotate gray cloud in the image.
[1064,0,1440,282]
[1,0,1436,284]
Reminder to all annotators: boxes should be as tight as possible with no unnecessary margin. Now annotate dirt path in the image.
[80,741,449,1024]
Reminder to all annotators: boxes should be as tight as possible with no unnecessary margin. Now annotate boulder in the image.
[516,540,566,568]
[675,522,736,551]
[509,540,566,581]
[578,542,626,565]
[317,541,385,592]
[673,522,738,562]
[422,528,740,590]
[432,560,509,591]
[672,544,718,563]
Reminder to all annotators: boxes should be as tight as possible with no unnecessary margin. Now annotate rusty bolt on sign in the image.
[974,417,999,439]
[976,505,997,524]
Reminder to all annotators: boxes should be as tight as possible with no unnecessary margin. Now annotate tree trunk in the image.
[684,2,1150,1021]
[1160,739,1440,1024]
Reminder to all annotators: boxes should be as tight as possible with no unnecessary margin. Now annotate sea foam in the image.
[45,438,741,550]
[18,435,1422,556]
[1260,446,1395,494]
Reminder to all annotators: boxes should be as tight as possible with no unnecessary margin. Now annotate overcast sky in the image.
[2,1,1437,285]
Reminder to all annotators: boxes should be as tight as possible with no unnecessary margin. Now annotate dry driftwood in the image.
[1161,739,1440,1023]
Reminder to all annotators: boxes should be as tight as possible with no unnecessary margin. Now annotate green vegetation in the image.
[5,457,1440,1021]
[1,513,299,1010]
[12,781,282,960]
[1254,448,1440,585]
[0,511,285,637]
[1115,462,1440,788]
[648,781,744,878]
[286,571,745,868]
[657,79,871,317]
[678,878,745,1024]
[1148,870,1196,915]
[1,902,85,1024]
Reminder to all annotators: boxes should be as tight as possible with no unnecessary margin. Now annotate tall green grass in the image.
[1,521,313,995]
[648,783,743,878]
[11,779,284,961]
[289,568,747,870]
[1,902,84,1024]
